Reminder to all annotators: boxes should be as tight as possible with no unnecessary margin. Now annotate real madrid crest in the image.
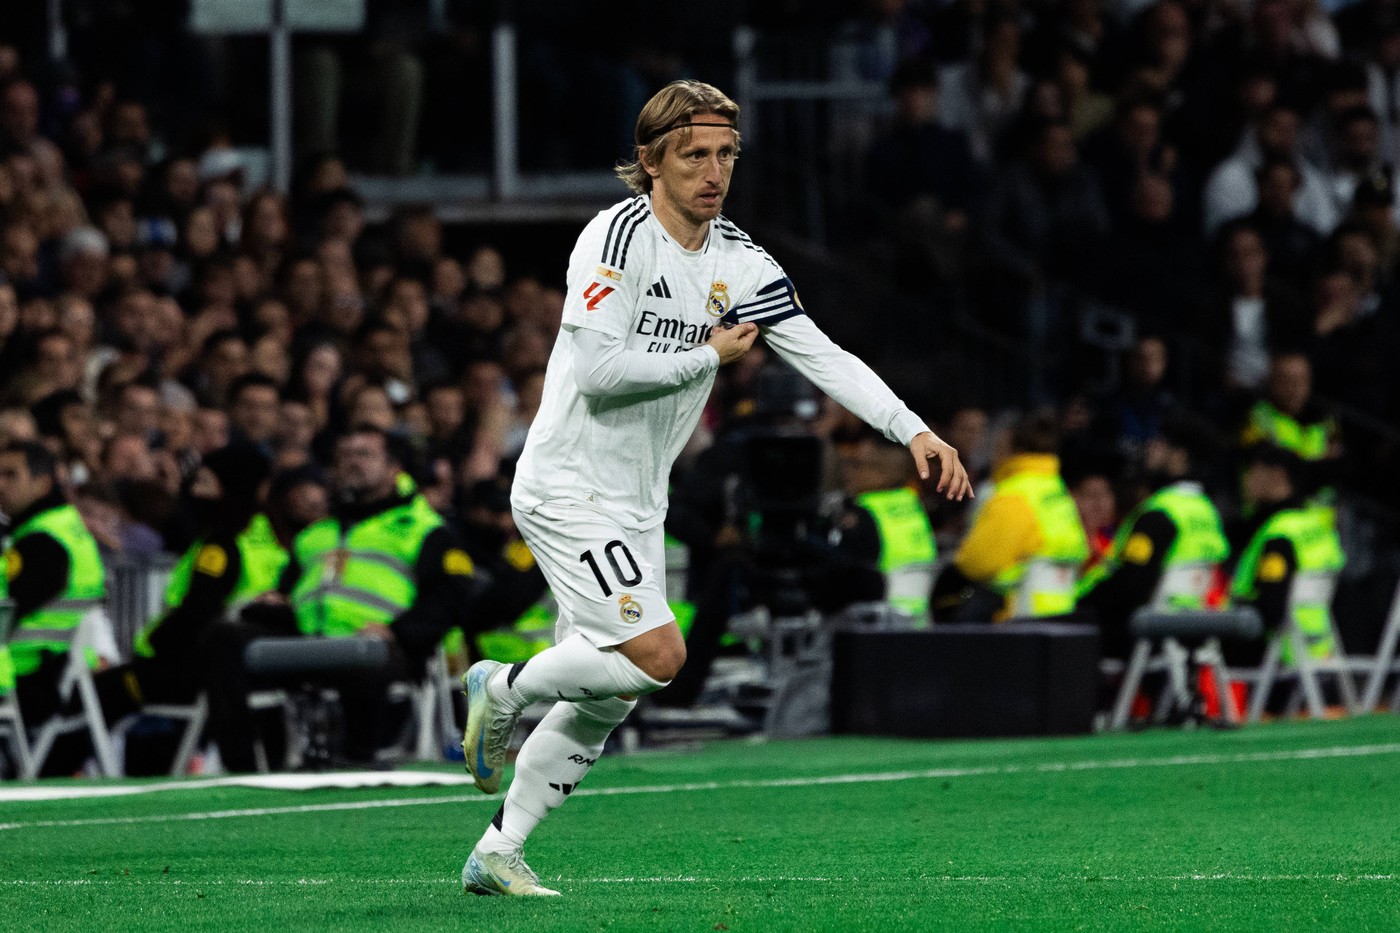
[618,594,644,624]
[706,280,730,318]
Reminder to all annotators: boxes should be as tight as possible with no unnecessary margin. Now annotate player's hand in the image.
[706,322,759,364]
[910,431,972,501]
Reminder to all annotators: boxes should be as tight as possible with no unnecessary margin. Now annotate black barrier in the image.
[830,623,1100,738]
[243,637,390,677]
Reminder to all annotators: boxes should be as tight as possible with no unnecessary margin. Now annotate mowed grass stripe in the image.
[4,739,1399,832]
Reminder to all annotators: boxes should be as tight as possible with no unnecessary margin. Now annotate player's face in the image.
[651,116,737,227]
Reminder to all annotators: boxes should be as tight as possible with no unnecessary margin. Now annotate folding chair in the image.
[1008,558,1081,619]
[0,602,35,778]
[111,692,210,777]
[1109,606,1262,729]
[1358,577,1400,712]
[26,607,121,778]
[1242,571,1358,722]
[387,644,457,761]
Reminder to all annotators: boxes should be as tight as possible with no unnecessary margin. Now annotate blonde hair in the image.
[616,80,741,194]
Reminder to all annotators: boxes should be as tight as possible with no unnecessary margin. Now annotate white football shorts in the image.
[512,498,674,648]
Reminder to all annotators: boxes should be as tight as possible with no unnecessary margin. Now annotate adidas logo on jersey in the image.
[646,276,673,298]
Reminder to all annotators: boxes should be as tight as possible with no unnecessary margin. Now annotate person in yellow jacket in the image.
[941,412,1089,620]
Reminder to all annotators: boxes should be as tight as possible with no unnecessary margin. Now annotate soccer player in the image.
[460,79,970,896]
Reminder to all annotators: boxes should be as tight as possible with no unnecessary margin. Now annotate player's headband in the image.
[641,120,738,146]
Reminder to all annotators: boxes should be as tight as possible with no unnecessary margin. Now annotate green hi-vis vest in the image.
[1231,507,1345,662]
[857,487,937,622]
[990,473,1089,618]
[1246,401,1330,460]
[5,504,106,678]
[1077,482,1229,610]
[135,514,289,658]
[0,580,13,693]
[291,495,442,637]
[475,596,555,663]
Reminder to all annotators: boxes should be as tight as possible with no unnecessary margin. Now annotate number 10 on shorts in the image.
[579,540,642,596]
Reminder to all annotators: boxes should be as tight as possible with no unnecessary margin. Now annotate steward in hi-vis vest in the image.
[436,478,551,665]
[0,440,106,776]
[949,413,1088,620]
[96,446,286,744]
[1227,444,1345,670]
[1238,353,1342,522]
[203,427,478,772]
[1077,432,1230,660]
[842,437,938,623]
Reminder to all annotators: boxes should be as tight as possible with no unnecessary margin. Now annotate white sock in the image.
[492,633,665,711]
[477,695,636,855]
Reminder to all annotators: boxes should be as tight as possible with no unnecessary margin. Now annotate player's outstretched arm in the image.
[762,314,971,500]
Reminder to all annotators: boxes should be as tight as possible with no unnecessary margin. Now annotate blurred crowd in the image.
[845,0,1400,515]
[0,2,1396,771]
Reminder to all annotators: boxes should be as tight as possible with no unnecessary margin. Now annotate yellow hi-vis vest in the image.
[136,513,289,658]
[989,473,1089,617]
[290,495,442,637]
[857,487,937,622]
[1077,482,1229,610]
[1231,506,1345,663]
[4,503,106,678]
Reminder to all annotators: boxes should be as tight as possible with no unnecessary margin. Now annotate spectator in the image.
[939,13,1031,164]
[190,329,249,408]
[863,59,978,289]
[1198,222,1309,395]
[1093,335,1180,458]
[112,379,162,444]
[1202,103,1339,236]
[979,117,1109,339]
[1245,158,1325,282]
[192,407,231,456]
[58,226,109,300]
[289,341,344,433]
[227,373,282,455]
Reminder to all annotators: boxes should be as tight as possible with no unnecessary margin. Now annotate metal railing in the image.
[105,554,177,663]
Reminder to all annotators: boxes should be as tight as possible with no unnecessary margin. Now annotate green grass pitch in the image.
[3,715,1399,932]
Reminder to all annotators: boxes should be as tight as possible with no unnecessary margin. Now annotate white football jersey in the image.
[512,195,803,530]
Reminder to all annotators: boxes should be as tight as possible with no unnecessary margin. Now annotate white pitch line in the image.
[3,741,1399,833]
[0,873,1395,887]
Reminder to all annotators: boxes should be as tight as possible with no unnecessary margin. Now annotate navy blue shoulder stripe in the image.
[715,219,752,241]
[615,208,650,270]
[600,198,647,267]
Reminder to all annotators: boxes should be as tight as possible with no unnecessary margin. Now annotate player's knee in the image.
[627,637,686,683]
[650,640,687,682]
